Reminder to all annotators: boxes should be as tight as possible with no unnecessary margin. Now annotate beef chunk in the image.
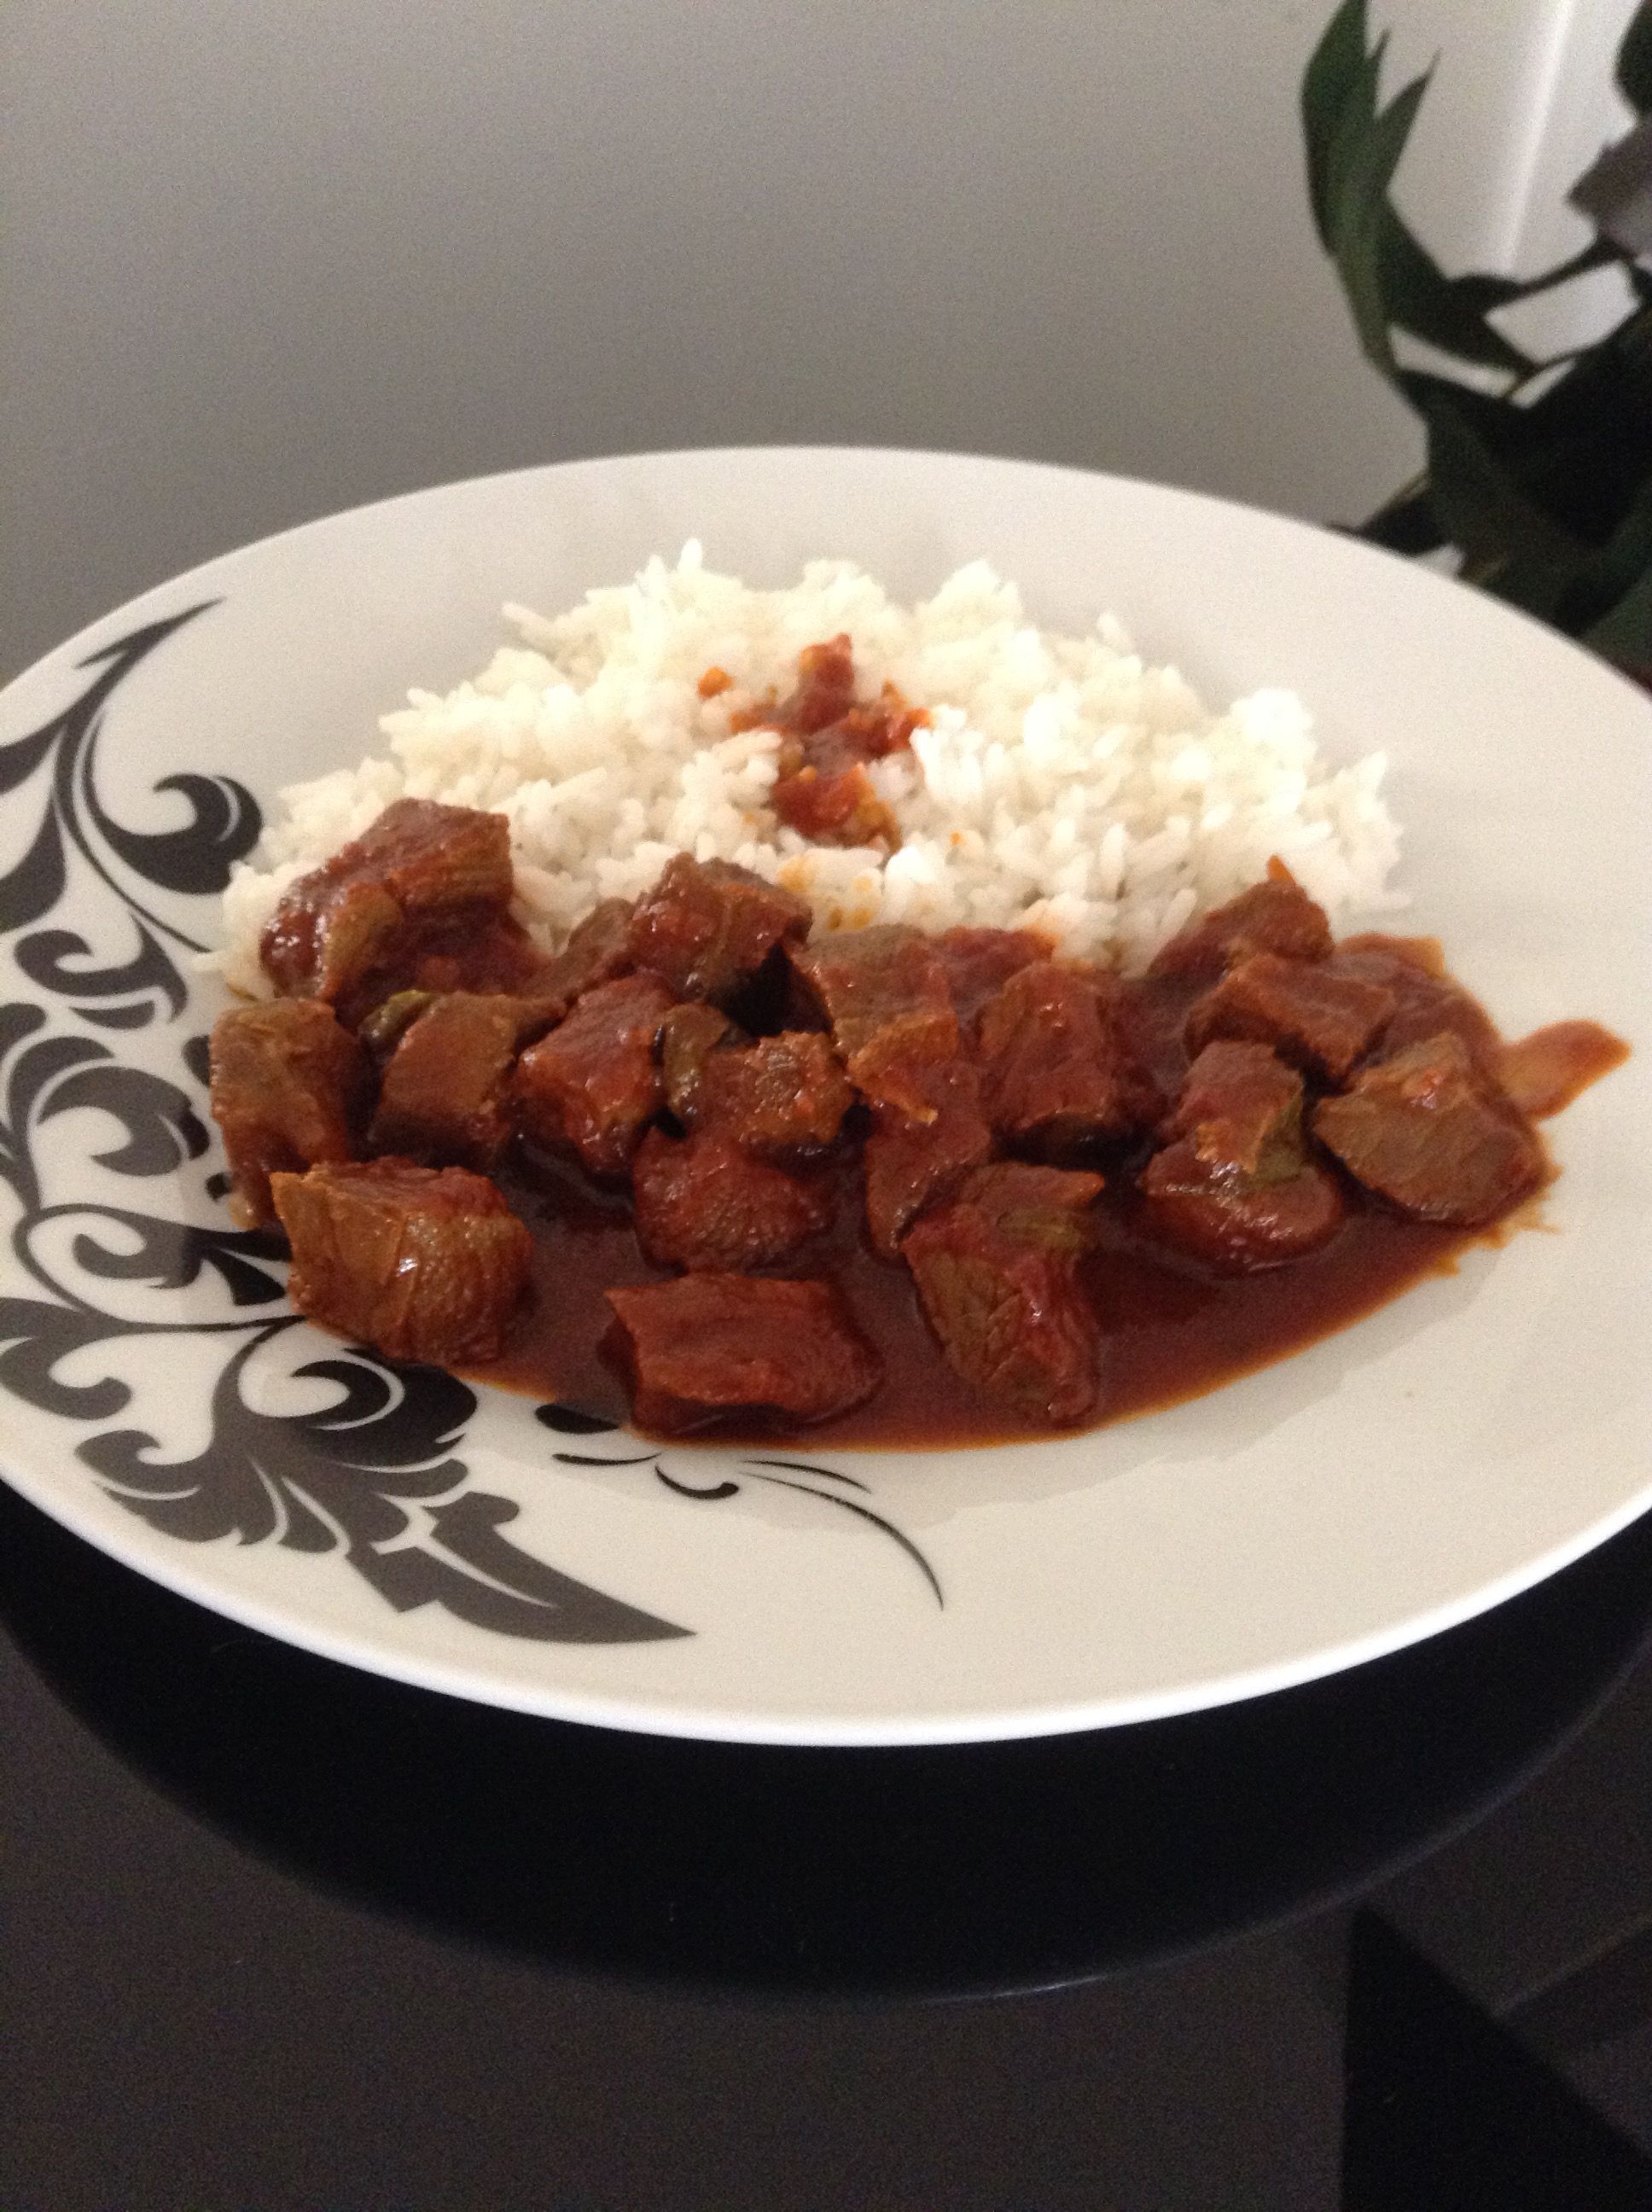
[627,855,810,1004]
[901,1164,1104,1425]
[863,1057,993,1257]
[1149,860,1333,981]
[631,1128,831,1271]
[1162,1041,1306,1178]
[957,1161,1109,1249]
[1139,1040,1344,1269]
[1186,951,1394,1083]
[1142,1146,1345,1271]
[660,1002,737,1124]
[606,1275,881,1435]
[535,897,637,1018]
[271,1159,531,1365]
[358,912,550,1010]
[695,1032,855,1157]
[209,999,369,1229]
[1312,1032,1544,1225]
[932,927,1051,1025]
[369,993,557,1168]
[512,973,674,1179]
[260,800,532,1012]
[1327,935,1505,1084]
[977,961,1160,1158]
[789,925,959,1119]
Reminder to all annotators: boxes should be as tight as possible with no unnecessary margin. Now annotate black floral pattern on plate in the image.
[0,604,258,1027]
[536,1404,943,1607]
[0,605,939,1647]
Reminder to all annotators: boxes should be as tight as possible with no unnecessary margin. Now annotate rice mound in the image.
[215,544,1400,996]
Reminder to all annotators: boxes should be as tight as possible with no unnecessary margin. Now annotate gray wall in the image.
[1,0,1600,680]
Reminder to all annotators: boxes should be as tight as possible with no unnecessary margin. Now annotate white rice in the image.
[213,544,1401,997]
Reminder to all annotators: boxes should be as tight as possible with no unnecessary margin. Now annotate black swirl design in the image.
[0,605,260,1026]
[84,1331,686,1644]
[0,604,934,1654]
[535,1404,944,1607]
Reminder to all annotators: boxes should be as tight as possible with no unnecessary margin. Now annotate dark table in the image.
[4,1467,1652,2210]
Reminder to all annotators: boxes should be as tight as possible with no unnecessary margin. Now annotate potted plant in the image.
[1303,0,1652,672]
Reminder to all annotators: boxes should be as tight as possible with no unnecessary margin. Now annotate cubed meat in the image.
[209,999,369,1229]
[901,1167,1105,1425]
[1138,1040,1344,1269]
[627,855,811,1004]
[260,799,526,1010]
[932,926,1051,1025]
[1327,935,1504,1084]
[631,1128,831,1271]
[1148,860,1333,981]
[369,992,558,1168]
[660,1001,737,1124]
[695,1032,855,1157]
[955,1161,1108,1250]
[535,897,637,1018]
[789,925,959,1120]
[863,1057,993,1257]
[1141,1144,1346,1271]
[1312,1032,1544,1226]
[977,961,1160,1158]
[512,973,674,1178]
[271,1159,531,1365]
[1163,1040,1306,1177]
[1186,951,1395,1083]
[358,911,551,1010]
[606,1274,881,1435]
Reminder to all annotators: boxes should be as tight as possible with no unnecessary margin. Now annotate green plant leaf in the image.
[1358,475,1446,555]
[1490,234,1626,306]
[1331,70,1432,376]
[1393,317,1652,558]
[1303,0,1652,657]
[1514,303,1652,542]
[1617,3,1652,114]
[1377,213,1533,375]
[1583,559,1652,664]
[1478,549,1579,623]
[1302,0,1371,248]
[1398,236,1623,346]
[1554,469,1652,632]
[1321,34,1388,253]
[1303,6,1562,386]
[1415,383,1591,573]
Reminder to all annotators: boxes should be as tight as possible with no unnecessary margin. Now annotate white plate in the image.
[0,446,1645,1745]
